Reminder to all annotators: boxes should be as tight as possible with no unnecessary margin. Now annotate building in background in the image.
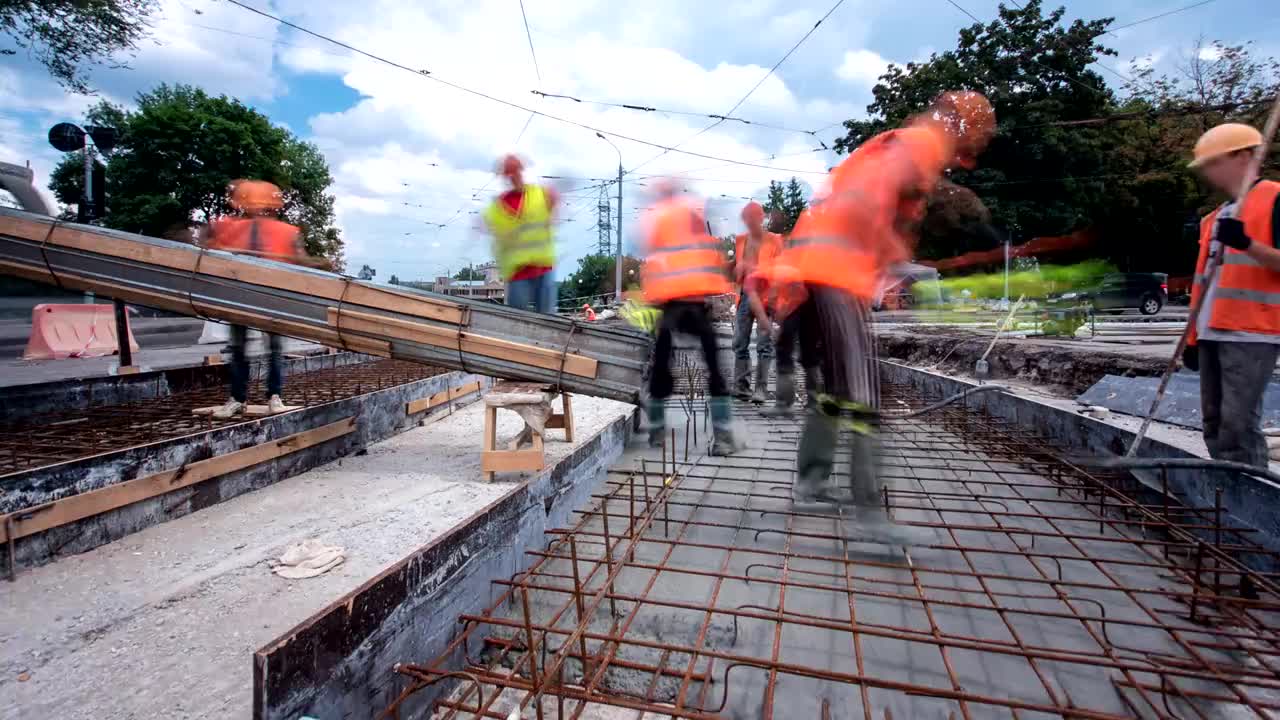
[429,263,505,302]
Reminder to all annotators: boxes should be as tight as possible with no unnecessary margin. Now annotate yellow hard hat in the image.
[229,179,283,212]
[1189,123,1264,168]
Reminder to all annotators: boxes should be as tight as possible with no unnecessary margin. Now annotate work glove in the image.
[1182,345,1199,372]
[1216,218,1252,251]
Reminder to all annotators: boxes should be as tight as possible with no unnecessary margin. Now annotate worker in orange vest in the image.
[641,181,741,455]
[732,201,784,402]
[777,91,995,514]
[1184,122,1280,468]
[205,179,307,419]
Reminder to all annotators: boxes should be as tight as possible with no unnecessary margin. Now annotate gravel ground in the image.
[0,394,633,720]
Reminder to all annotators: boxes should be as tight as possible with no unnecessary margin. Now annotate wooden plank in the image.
[481,449,544,473]
[0,417,356,543]
[341,283,468,326]
[329,307,598,379]
[43,221,197,274]
[192,404,303,417]
[405,380,482,415]
[449,381,481,399]
[195,254,351,301]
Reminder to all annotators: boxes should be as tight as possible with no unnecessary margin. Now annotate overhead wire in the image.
[220,0,824,175]
[529,90,822,136]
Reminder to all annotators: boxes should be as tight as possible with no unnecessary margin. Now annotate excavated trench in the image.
[877,327,1168,396]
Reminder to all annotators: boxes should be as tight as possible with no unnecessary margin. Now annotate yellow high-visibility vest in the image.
[483,185,555,280]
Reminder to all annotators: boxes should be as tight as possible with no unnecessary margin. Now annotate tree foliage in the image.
[1,1,159,94]
[761,178,808,233]
[49,84,344,268]
[831,1,1278,276]
[557,254,642,306]
[454,266,485,281]
[357,264,376,281]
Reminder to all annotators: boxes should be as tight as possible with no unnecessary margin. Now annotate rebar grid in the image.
[383,381,1280,720]
[0,359,442,475]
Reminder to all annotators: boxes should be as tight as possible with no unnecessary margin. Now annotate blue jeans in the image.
[230,325,283,402]
[506,272,556,314]
[733,292,773,360]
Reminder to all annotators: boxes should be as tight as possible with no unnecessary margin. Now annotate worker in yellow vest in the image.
[1184,123,1280,468]
[483,154,559,313]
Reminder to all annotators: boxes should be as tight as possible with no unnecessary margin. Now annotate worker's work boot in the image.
[846,431,882,504]
[212,397,246,420]
[709,396,743,456]
[267,394,287,414]
[733,357,752,400]
[750,357,770,404]
[762,372,796,417]
[794,408,848,504]
[647,399,666,448]
[846,503,936,547]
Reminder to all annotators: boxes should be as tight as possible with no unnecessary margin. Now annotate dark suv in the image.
[1054,272,1169,315]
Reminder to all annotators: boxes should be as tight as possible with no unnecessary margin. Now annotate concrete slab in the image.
[0,394,633,720]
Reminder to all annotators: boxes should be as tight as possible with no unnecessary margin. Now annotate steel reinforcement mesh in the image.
[0,359,442,475]
[383,382,1280,720]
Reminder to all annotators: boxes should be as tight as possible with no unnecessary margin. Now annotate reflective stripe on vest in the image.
[484,185,555,279]
[1214,287,1280,305]
[645,264,727,280]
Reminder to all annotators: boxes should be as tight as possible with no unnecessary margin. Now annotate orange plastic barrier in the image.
[23,304,140,360]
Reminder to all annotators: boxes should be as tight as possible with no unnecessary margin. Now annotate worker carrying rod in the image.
[774,91,995,530]
[1184,123,1280,469]
[641,180,741,455]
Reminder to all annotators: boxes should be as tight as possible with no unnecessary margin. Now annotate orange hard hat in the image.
[933,90,995,165]
[741,201,764,223]
[229,180,283,212]
[1189,123,1264,168]
[499,154,524,177]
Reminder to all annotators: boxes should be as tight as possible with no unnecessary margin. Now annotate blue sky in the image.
[2,0,1277,281]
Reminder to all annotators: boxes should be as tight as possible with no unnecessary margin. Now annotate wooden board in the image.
[192,404,303,417]
[405,381,482,415]
[0,417,356,543]
[328,307,598,379]
[481,449,545,473]
[341,283,467,326]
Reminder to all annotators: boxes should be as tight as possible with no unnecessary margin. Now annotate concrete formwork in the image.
[385,378,1280,719]
[1,359,488,571]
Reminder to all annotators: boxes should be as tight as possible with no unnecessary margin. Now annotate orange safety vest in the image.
[209,217,303,263]
[734,231,782,289]
[778,125,950,301]
[641,197,731,304]
[745,247,807,319]
[1189,180,1280,344]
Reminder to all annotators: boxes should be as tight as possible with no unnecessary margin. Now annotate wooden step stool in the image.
[482,382,575,482]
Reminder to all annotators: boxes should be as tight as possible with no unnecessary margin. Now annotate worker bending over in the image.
[777,91,994,514]
[1184,122,1280,468]
[641,182,741,455]
[206,180,306,419]
[732,202,783,402]
[484,154,559,314]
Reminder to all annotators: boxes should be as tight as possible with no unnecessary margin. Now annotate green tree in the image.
[357,264,376,281]
[557,254,642,307]
[781,178,808,232]
[388,274,400,285]
[761,181,786,218]
[1,1,159,94]
[834,0,1118,256]
[48,84,344,268]
[454,266,485,281]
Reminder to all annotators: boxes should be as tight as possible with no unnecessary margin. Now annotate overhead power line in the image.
[516,0,542,83]
[626,0,849,174]
[530,90,824,137]
[221,0,824,175]
[1108,0,1217,34]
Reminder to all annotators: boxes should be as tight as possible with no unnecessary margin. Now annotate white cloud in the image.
[836,49,891,87]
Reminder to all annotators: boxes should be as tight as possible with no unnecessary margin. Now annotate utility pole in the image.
[615,160,623,304]
[596,133,624,304]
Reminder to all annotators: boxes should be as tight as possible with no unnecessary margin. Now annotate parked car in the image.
[1051,272,1169,315]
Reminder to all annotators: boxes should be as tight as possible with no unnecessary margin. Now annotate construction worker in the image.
[732,202,784,402]
[483,154,558,314]
[777,91,995,511]
[1184,122,1280,468]
[743,252,819,417]
[641,181,741,455]
[206,180,306,419]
